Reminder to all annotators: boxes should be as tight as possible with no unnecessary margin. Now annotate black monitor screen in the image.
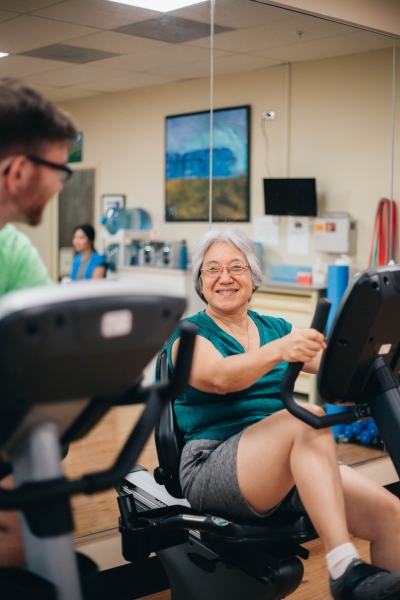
[263,178,317,217]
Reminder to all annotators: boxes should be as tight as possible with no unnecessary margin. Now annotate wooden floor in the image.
[63,404,386,539]
[63,404,159,538]
[139,535,370,600]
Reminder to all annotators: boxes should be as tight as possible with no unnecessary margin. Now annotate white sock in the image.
[326,542,360,580]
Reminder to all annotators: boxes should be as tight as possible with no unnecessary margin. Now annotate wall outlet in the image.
[262,110,275,120]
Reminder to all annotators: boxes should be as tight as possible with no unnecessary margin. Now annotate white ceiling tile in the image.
[0,15,101,53]
[23,64,128,86]
[93,44,220,71]
[0,10,19,23]
[73,54,141,71]
[163,2,210,23]
[73,71,175,92]
[282,12,359,40]
[212,53,281,73]
[0,0,393,103]
[0,54,74,77]
[251,31,392,63]
[173,0,293,29]
[149,60,211,79]
[150,52,279,79]
[65,30,169,53]
[187,12,355,52]
[33,0,159,30]
[0,0,63,12]
[41,87,101,102]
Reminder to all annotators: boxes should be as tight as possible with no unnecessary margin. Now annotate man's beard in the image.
[25,206,44,226]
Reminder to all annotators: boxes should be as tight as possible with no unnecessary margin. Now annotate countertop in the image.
[259,280,327,292]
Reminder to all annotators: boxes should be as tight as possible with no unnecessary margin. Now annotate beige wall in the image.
[56,46,398,273]
[16,1,400,279]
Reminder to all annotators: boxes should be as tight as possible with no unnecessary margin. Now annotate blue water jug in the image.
[100,207,151,234]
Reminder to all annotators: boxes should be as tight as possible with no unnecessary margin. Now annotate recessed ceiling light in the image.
[0,52,9,59]
[107,0,208,12]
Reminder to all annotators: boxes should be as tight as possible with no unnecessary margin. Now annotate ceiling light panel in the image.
[114,15,231,44]
[0,52,9,58]
[107,0,208,13]
[19,44,120,64]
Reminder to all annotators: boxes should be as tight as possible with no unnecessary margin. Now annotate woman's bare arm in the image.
[0,475,24,567]
[92,265,106,279]
[171,328,326,395]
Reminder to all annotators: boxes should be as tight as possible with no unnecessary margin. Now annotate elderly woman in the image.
[167,228,400,600]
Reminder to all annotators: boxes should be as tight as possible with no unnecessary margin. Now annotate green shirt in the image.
[167,310,292,443]
[0,224,53,297]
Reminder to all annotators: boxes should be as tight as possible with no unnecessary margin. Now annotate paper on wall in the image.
[286,217,310,255]
[254,216,279,247]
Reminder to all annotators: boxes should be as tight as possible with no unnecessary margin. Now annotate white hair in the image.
[192,228,266,302]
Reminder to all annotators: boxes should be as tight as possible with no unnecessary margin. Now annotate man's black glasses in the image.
[3,155,74,182]
[27,155,74,182]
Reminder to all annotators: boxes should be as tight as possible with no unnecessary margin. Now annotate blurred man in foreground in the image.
[0,77,77,565]
[0,77,76,295]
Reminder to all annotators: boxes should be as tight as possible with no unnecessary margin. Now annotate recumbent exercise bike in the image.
[0,280,197,600]
[119,264,400,600]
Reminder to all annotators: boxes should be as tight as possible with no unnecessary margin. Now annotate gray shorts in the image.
[179,431,306,520]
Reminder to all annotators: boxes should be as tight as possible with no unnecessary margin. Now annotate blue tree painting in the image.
[165,106,250,221]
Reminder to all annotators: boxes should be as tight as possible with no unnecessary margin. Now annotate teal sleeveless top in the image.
[167,310,292,443]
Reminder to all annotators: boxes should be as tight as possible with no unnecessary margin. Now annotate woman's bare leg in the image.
[237,406,350,552]
[340,465,400,571]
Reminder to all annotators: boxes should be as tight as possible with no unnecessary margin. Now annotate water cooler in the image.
[138,241,183,269]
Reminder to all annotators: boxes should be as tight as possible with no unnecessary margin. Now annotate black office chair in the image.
[118,349,317,600]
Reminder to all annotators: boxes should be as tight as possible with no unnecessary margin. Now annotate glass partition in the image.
[62,1,397,538]
[210,0,398,466]
[7,0,397,541]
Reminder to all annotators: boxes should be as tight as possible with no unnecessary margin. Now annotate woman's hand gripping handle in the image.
[280,298,359,429]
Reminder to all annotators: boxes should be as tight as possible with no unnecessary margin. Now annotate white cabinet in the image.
[249,283,325,404]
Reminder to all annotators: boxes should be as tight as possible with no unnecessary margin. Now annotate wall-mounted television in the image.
[263,178,317,217]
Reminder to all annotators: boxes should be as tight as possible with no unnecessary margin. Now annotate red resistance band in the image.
[368,198,398,268]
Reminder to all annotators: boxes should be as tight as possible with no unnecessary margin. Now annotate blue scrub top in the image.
[70,251,106,280]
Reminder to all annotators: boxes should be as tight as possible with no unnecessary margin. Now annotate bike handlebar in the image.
[280,298,367,429]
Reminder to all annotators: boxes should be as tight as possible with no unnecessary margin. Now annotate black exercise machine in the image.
[118,264,400,600]
[0,281,197,600]
[281,263,400,478]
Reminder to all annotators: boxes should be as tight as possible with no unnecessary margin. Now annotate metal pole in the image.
[389,38,396,263]
[369,387,400,479]
[12,421,82,600]
[208,0,215,229]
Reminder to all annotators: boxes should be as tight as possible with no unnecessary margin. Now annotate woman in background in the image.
[70,224,106,280]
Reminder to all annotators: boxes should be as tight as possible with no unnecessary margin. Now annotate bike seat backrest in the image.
[154,349,185,498]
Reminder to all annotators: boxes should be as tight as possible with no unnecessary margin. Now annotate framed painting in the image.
[101,194,126,215]
[165,105,250,222]
[68,132,83,163]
